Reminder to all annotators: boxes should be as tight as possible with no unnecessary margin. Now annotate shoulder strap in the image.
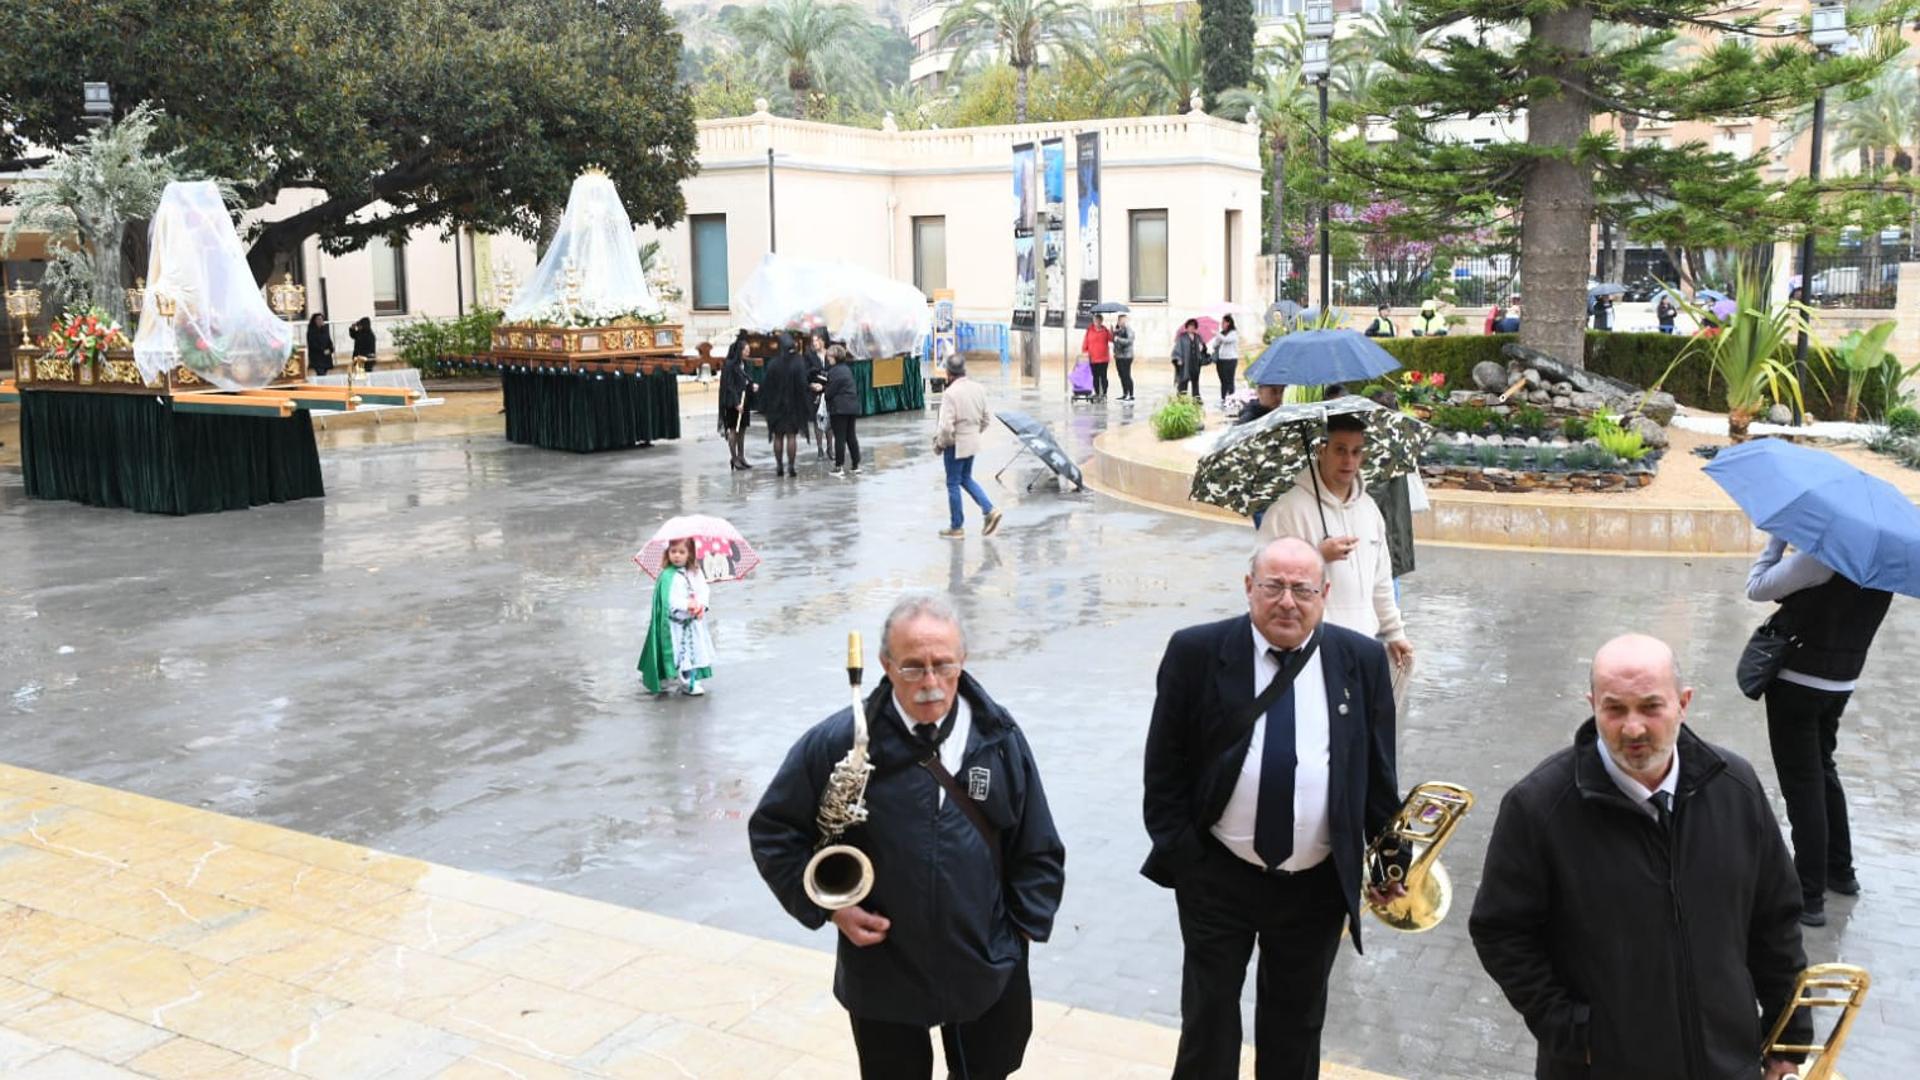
[1205,630,1323,766]
[921,756,1003,879]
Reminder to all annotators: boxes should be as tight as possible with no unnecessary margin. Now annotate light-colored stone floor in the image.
[0,762,1398,1079]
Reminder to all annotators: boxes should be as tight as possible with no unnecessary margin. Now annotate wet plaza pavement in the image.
[3,369,1917,1078]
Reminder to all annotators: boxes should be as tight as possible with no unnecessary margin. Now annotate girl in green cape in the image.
[639,538,715,695]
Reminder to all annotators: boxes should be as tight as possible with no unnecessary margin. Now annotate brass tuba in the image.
[1365,781,1474,932]
[1764,964,1871,1080]
[802,632,877,910]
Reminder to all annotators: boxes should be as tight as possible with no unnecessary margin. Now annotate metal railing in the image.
[1795,252,1901,310]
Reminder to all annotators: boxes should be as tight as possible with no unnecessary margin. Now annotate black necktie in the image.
[1649,790,1673,831]
[915,722,939,748]
[1254,648,1299,869]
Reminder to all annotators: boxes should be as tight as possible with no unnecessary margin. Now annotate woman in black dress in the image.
[718,331,758,470]
[349,317,378,370]
[305,313,334,376]
[760,332,813,477]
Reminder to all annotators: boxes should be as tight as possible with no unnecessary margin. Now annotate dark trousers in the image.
[848,958,1032,1080]
[1174,852,1347,1079]
[1215,359,1236,400]
[832,413,860,468]
[1179,362,1204,398]
[1115,356,1135,397]
[1091,361,1110,397]
[1765,680,1856,904]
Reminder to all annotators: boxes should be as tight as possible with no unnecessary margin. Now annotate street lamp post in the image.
[1795,0,1849,425]
[1305,2,1334,316]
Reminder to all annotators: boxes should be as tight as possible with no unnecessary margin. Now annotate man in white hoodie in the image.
[1255,413,1415,677]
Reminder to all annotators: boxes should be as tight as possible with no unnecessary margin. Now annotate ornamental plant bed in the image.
[1419,433,1662,494]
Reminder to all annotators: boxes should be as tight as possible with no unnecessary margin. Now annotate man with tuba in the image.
[1142,536,1407,1078]
[1470,633,1812,1079]
[748,594,1065,1080]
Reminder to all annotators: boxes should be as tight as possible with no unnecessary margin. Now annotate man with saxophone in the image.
[748,594,1066,1080]
[1470,633,1812,1079]
[1142,536,1405,1079]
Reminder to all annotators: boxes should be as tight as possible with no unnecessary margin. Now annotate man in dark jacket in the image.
[1746,534,1893,926]
[1470,633,1811,1080]
[1143,536,1404,1078]
[749,594,1065,1080]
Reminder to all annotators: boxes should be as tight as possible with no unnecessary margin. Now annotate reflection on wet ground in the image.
[2,368,1915,1078]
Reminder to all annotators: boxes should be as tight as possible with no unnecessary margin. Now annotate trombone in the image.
[1764,964,1870,1080]
[1365,781,1474,932]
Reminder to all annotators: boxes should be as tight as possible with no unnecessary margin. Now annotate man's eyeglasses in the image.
[1251,579,1324,602]
[895,662,963,683]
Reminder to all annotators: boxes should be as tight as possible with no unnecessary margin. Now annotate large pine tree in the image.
[1354,2,1907,368]
[1200,0,1258,113]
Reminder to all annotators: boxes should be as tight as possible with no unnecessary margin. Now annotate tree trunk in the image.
[1518,3,1595,369]
[1270,134,1287,259]
[1015,63,1030,124]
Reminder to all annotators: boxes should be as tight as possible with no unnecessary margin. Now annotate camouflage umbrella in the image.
[1189,397,1434,518]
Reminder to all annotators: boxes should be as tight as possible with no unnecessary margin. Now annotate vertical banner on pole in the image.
[1012,143,1037,332]
[1041,138,1067,329]
[1075,132,1101,328]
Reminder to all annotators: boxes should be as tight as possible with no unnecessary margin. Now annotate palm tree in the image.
[1108,18,1204,114]
[727,0,882,121]
[1831,64,1917,174]
[1221,59,1317,261]
[937,0,1095,124]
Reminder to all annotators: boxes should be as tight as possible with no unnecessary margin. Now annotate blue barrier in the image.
[922,321,1012,369]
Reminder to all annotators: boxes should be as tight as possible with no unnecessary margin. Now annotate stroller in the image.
[1069,358,1095,402]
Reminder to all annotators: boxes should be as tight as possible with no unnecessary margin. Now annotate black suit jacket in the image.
[1141,615,1401,953]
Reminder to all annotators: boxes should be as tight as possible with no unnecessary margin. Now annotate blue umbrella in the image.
[1243,329,1401,388]
[1695,288,1731,305]
[1705,438,1920,597]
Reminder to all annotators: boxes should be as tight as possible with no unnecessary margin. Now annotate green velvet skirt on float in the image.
[17,390,325,515]
[500,367,682,452]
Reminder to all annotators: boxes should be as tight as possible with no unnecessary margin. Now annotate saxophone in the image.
[803,631,877,910]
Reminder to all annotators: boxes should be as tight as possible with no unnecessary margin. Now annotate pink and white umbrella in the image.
[634,514,761,583]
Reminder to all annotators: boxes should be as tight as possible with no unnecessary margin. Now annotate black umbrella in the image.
[994,410,1085,492]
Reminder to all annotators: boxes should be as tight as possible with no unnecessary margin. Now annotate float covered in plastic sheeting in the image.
[503,171,661,325]
[733,253,931,359]
[132,181,292,390]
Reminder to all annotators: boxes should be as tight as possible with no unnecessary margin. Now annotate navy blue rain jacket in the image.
[748,674,1066,1026]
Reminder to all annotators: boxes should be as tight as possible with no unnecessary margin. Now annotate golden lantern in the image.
[5,282,42,349]
[124,277,147,321]
[268,275,307,321]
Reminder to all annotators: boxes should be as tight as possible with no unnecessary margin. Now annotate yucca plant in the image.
[1663,261,1811,441]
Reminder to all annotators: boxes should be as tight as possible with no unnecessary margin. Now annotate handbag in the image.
[1736,615,1798,701]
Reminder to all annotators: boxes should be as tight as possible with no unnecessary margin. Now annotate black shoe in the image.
[1799,906,1828,928]
[1830,875,1861,897]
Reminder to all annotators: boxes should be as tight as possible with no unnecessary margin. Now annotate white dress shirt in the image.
[1596,740,1680,820]
[1212,624,1333,872]
[894,691,972,807]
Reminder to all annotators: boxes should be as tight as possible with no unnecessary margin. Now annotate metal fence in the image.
[1794,252,1902,310]
[1326,254,1518,308]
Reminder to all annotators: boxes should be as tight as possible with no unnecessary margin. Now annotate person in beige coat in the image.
[934,357,1002,538]
[1256,413,1414,706]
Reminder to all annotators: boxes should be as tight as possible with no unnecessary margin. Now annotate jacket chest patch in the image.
[967,767,991,801]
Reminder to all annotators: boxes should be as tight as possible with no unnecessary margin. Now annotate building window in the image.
[368,236,408,316]
[1130,210,1169,303]
[691,214,729,310]
[913,216,947,294]
[1257,0,1303,17]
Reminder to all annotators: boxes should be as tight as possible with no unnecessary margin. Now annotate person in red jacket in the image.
[1081,314,1114,400]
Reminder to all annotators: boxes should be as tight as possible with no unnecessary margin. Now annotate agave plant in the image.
[1663,262,1810,441]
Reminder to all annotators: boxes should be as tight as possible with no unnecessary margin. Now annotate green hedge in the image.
[1374,331,1885,417]
[392,309,503,378]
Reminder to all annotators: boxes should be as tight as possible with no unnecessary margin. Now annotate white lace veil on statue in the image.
[132,181,292,390]
[504,171,661,325]
[734,253,930,360]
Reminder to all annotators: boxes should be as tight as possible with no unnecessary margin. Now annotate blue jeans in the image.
[944,446,993,529]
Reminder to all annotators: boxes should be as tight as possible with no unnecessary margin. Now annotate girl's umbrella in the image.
[1704,439,1920,597]
[636,514,761,583]
[1190,397,1434,518]
[1243,329,1401,388]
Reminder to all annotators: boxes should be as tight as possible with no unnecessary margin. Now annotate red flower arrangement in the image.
[42,308,130,366]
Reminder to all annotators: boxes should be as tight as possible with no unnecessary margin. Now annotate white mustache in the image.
[912,686,948,705]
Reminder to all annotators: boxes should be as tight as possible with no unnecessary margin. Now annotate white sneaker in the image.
[830,468,845,478]
[682,683,706,697]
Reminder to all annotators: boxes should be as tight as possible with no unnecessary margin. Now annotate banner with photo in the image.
[1041,137,1067,329]
[1012,142,1037,329]
[1075,133,1101,328]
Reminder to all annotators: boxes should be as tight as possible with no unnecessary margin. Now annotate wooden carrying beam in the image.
[170,392,296,418]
